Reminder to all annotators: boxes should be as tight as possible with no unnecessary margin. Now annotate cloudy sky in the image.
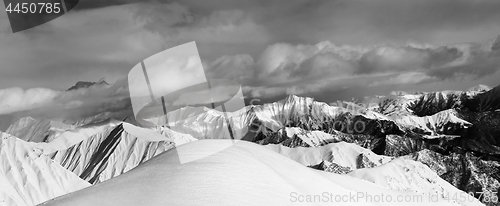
[1,0,500,128]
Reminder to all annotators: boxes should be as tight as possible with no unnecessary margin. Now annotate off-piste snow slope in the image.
[40,140,482,206]
[30,120,197,184]
[0,132,90,206]
[266,142,483,205]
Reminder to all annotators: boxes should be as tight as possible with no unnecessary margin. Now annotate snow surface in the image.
[267,142,483,206]
[281,127,338,147]
[40,140,481,206]
[0,133,90,206]
[348,158,479,205]
[390,109,471,136]
[265,141,393,168]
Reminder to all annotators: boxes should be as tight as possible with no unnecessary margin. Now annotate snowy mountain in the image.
[0,133,90,206]
[34,121,195,184]
[6,117,75,143]
[40,140,482,206]
[1,84,499,205]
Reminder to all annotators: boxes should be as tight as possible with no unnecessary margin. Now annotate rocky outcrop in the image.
[66,80,109,91]
[404,149,500,206]
[464,85,500,112]
[408,91,465,117]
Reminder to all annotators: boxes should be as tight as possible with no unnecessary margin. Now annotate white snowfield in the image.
[0,132,90,206]
[40,140,482,206]
[265,141,393,168]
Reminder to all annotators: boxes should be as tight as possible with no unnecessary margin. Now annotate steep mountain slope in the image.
[38,121,196,184]
[242,88,498,205]
[467,85,492,96]
[348,158,480,204]
[137,95,469,148]
[151,106,253,140]
[464,85,500,112]
[404,149,500,205]
[5,117,75,143]
[2,84,497,205]
[408,91,465,117]
[372,94,419,116]
[40,140,480,206]
[390,109,471,136]
[0,132,90,206]
[268,142,483,206]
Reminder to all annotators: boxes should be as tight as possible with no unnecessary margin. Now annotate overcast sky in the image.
[0,0,500,127]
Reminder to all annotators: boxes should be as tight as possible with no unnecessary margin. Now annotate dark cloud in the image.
[493,35,500,51]
[190,0,500,45]
[0,3,168,89]
[1,0,500,120]
[72,0,156,10]
[211,40,499,100]
[205,54,255,82]
[358,46,463,74]
[427,56,500,80]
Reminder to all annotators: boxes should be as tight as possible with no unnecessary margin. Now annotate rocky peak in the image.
[67,79,109,91]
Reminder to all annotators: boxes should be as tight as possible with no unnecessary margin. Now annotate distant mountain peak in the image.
[67,79,109,91]
[467,84,491,93]
[390,90,426,96]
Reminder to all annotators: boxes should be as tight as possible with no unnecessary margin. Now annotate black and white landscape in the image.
[1,0,500,206]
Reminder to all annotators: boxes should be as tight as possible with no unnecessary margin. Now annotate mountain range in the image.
[1,84,499,205]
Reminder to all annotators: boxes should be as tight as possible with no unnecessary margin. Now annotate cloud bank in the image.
[1,0,500,124]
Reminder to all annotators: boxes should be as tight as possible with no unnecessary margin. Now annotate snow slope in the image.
[5,117,75,143]
[37,121,196,184]
[280,127,338,147]
[390,109,471,136]
[265,141,393,169]
[0,132,90,206]
[40,140,481,206]
[348,158,481,205]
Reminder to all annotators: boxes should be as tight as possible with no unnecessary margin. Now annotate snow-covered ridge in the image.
[466,85,492,96]
[348,158,481,206]
[390,109,471,136]
[5,117,75,143]
[265,141,393,169]
[122,94,472,143]
[39,121,196,184]
[266,142,482,206]
[280,127,337,147]
[40,140,481,206]
[0,132,90,206]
